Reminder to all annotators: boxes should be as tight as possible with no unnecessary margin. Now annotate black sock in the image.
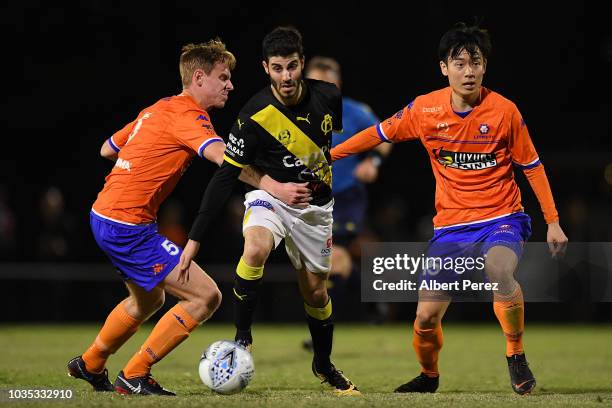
[307,314,334,370]
[233,275,262,343]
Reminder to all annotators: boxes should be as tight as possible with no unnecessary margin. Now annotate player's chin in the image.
[215,99,228,108]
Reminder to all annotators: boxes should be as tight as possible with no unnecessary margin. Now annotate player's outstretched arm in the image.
[179,162,242,280]
[331,125,383,162]
[523,165,568,258]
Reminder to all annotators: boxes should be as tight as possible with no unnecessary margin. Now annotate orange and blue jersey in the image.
[92,93,223,225]
[332,86,559,229]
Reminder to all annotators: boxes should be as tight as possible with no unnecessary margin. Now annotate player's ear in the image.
[193,68,205,86]
[262,60,269,75]
[439,61,449,77]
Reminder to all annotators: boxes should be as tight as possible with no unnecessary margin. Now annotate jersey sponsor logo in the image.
[196,114,209,121]
[114,158,131,171]
[246,199,274,211]
[479,123,490,134]
[433,148,497,170]
[296,112,311,124]
[320,114,333,135]
[283,155,304,167]
[422,106,443,113]
[227,133,245,157]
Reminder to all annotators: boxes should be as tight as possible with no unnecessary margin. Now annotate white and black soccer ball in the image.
[199,340,254,395]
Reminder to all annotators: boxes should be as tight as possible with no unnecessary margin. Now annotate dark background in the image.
[2,2,611,321]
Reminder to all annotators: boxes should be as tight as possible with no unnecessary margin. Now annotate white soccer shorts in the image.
[242,190,333,274]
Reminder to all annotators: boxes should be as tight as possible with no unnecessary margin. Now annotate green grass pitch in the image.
[1,323,611,407]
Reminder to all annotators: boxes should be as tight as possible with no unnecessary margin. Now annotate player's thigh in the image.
[484,245,519,282]
[124,281,165,321]
[162,261,221,308]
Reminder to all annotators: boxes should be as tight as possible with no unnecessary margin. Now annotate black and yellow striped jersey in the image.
[224,78,342,205]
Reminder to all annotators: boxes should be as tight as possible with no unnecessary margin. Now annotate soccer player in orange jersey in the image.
[332,23,568,395]
[67,40,310,396]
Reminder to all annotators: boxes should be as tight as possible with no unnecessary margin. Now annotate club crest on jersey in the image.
[479,123,490,134]
[433,148,497,170]
[321,114,333,135]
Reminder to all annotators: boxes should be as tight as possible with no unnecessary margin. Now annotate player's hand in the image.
[354,158,379,183]
[272,181,312,208]
[178,239,200,283]
[546,221,568,259]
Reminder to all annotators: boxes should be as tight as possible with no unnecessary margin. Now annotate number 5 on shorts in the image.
[162,239,179,256]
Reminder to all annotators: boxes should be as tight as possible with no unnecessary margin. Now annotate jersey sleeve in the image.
[174,111,224,158]
[508,107,559,223]
[376,101,421,143]
[508,107,539,169]
[108,119,137,152]
[223,116,259,168]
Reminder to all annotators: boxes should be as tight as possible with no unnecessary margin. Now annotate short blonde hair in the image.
[179,39,236,87]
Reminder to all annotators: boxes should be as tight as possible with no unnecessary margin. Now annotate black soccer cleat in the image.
[67,355,114,392]
[235,330,253,353]
[312,360,361,396]
[114,370,176,396]
[394,373,439,393]
[507,353,536,395]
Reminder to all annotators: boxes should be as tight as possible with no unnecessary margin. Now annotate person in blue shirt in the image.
[305,56,392,328]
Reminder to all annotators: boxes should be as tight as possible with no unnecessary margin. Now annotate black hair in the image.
[262,26,304,61]
[438,22,491,63]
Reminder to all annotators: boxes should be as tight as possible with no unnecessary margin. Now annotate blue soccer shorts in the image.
[421,212,532,286]
[90,211,182,291]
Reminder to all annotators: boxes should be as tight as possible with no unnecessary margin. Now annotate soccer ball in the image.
[199,340,254,394]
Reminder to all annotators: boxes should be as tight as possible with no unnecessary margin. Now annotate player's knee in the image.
[242,241,270,266]
[415,309,443,328]
[303,286,328,308]
[191,286,222,321]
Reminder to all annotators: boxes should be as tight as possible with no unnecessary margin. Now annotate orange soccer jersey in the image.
[332,87,558,228]
[92,93,223,225]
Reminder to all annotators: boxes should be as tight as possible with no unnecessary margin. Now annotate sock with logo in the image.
[122,303,198,379]
[413,320,443,378]
[233,258,264,344]
[493,283,525,356]
[305,298,334,370]
[82,299,142,373]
